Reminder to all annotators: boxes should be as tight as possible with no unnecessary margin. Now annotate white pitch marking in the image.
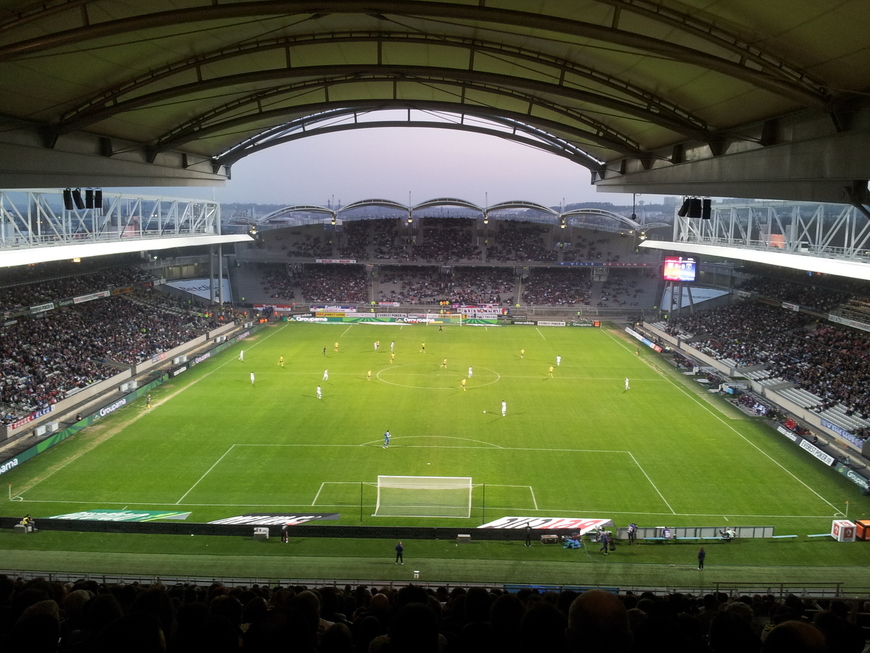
[176,445,236,504]
[536,328,546,340]
[603,327,841,513]
[339,324,355,337]
[529,486,539,510]
[11,497,844,519]
[628,451,676,514]
[311,482,326,506]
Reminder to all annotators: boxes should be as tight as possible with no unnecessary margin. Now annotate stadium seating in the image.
[1,574,865,652]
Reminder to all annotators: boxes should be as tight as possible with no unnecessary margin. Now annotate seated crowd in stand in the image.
[597,271,658,308]
[0,268,224,426]
[1,576,865,653]
[299,265,368,304]
[256,263,655,309]
[258,218,650,266]
[665,301,870,426]
[0,265,153,313]
[260,267,298,301]
[412,218,480,262]
[487,221,555,262]
[522,269,592,305]
[376,266,514,306]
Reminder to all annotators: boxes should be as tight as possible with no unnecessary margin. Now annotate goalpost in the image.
[425,312,463,326]
[374,475,473,518]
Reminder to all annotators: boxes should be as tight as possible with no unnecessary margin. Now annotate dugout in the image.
[617,526,774,542]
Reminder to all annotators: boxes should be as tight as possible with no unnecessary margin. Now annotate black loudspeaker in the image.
[688,198,702,218]
[702,198,711,219]
[677,199,690,217]
[62,189,73,210]
[94,190,102,209]
[72,189,85,210]
[85,189,94,208]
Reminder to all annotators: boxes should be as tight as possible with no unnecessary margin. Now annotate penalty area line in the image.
[176,445,236,505]
[629,452,676,515]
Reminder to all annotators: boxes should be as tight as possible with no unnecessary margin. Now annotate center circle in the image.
[377,363,501,390]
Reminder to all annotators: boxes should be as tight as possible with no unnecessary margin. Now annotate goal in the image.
[425,312,463,326]
[374,475,473,518]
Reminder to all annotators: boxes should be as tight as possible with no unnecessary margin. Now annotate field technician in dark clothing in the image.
[698,546,706,570]
[395,541,404,565]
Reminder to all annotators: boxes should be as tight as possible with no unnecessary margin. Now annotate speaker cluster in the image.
[62,188,102,211]
[677,197,711,219]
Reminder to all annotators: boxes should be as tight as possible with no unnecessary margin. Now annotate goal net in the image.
[425,313,463,326]
[374,475,473,518]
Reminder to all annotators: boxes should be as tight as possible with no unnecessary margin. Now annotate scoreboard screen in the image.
[663,256,698,282]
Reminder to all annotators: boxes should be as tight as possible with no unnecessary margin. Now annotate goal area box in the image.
[374,475,473,518]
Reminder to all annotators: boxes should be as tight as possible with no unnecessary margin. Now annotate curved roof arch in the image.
[339,199,409,215]
[216,113,604,170]
[488,201,560,216]
[412,198,483,213]
[0,1,867,201]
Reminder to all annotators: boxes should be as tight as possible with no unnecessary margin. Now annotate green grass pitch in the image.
[4,321,870,586]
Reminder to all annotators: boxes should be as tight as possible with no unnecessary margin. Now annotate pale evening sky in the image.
[153,128,645,209]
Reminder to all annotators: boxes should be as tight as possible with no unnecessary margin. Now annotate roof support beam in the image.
[0,2,829,107]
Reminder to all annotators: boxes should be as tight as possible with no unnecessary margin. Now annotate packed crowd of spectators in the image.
[371,219,410,261]
[412,219,480,263]
[596,271,656,308]
[1,576,865,653]
[737,275,852,313]
[260,267,297,301]
[0,291,220,425]
[0,265,152,313]
[255,220,660,265]
[298,265,368,304]
[665,300,870,422]
[561,234,630,263]
[269,232,333,258]
[447,267,515,306]
[338,221,371,259]
[522,268,592,305]
[487,222,556,262]
[377,267,448,305]
[376,266,516,305]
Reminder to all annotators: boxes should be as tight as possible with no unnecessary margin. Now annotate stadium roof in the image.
[0,1,869,203]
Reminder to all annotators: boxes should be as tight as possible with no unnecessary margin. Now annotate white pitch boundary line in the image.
[529,485,539,510]
[10,496,843,519]
[229,442,628,454]
[602,328,843,514]
[628,451,676,514]
[12,324,288,499]
[311,482,325,506]
[175,445,236,504]
[536,328,546,340]
[339,324,355,337]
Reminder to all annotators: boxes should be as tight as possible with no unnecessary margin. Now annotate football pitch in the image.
[4,321,870,587]
[3,322,863,526]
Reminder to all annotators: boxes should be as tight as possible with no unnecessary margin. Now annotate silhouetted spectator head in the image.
[321,621,354,653]
[763,620,827,653]
[814,610,864,653]
[388,602,439,653]
[709,610,760,652]
[93,612,166,653]
[11,605,60,653]
[567,589,632,652]
[521,601,567,651]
